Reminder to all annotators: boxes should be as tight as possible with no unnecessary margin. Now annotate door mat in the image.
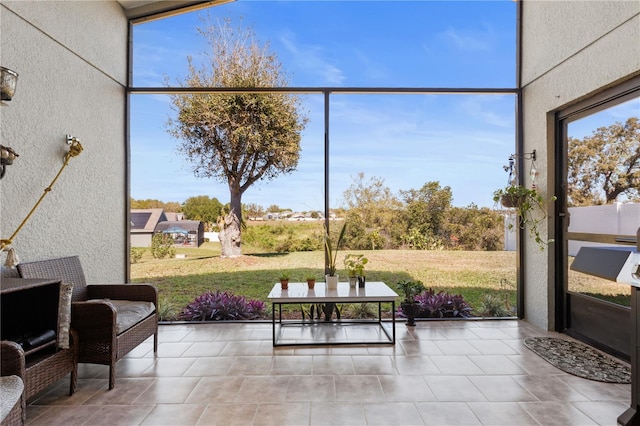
[523,337,631,384]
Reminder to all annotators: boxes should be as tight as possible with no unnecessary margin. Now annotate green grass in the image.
[132,239,633,321]
[131,242,519,319]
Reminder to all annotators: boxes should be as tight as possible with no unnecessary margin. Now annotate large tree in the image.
[167,18,308,257]
[567,116,640,206]
[182,195,223,231]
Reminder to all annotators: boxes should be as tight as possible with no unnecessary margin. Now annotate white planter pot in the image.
[325,274,339,290]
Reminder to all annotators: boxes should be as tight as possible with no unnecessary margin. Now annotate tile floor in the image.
[25,320,630,425]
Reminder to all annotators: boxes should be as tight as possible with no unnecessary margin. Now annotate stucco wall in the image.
[0,1,128,283]
[520,0,640,329]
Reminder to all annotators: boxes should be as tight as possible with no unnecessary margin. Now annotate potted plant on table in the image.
[306,274,316,290]
[344,253,368,288]
[279,271,290,290]
[324,222,347,290]
[397,280,425,326]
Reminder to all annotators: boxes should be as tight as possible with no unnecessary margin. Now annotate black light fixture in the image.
[1,66,19,179]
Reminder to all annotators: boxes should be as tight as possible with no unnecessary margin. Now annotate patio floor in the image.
[25,320,629,425]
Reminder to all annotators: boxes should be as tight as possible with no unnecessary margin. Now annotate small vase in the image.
[357,276,365,288]
[307,280,315,289]
[401,302,420,326]
[325,274,339,290]
[348,276,357,287]
[280,280,288,290]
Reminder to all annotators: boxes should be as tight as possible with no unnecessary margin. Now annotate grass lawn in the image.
[131,242,519,320]
[131,241,631,321]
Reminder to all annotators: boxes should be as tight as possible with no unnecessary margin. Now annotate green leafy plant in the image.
[279,271,290,281]
[396,280,425,303]
[151,232,175,259]
[343,253,368,277]
[493,184,555,250]
[130,247,144,264]
[324,222,347,276]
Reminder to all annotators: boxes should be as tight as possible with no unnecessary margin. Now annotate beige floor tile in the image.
[84,404,155,425]
[312,355,355,375]
[309,402,367,425]
[253,402,311,425]
[468,339,518,355]
[82,377,156,405]
[424,376,486,402]
[467,401,539,425]
[520,401,598,425]
[27,405,99,425]
[335,375,385,402]
[571,400,629,425]
[434,340,482,356]
[287,375,335,401]
[184,376,245,404]
[271,355,313,375]
[234,376,289,403]
[394,355,441,375]
[196,403,259,426]
[430,355,485,375]
[182,341,227,357]
[140,357,197,377]
[183,356,235,376]
[140,403,206,425]
[228,356,274,375]
[415,401,481,425]
[351,355,396,375]
[135,377,202,404]
[513,375,591,401]
[23,321,630,425]
[364,402,424,425]
[379,375,436,401]
[468,376,537,402]
[467,355,527,375]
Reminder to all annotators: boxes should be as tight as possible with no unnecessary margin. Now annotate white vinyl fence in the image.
[503,203,639,253]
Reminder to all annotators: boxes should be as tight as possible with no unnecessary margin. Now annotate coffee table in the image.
[267,281,398,347]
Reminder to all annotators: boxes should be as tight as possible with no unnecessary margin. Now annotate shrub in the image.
[477,294,514,317]
[130,247,144,264]
[398,288,473,318]
[179,290,266,321]
[157,297,180,321]
[151,233,175,259]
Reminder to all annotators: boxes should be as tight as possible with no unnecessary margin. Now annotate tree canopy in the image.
[181,195,223,230]
[567,116,640,206]
[166,17,308,257]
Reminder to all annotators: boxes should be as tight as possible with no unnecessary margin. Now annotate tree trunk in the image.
[218,189,243,258]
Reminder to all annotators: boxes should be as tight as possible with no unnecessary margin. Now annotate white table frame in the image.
[267,281,398,347]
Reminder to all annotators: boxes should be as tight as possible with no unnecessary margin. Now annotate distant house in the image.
[130,209,204,247]
[131,209,166,247]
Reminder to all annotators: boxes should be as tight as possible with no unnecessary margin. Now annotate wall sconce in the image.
[1,67,20,179]
[1,67,19,102]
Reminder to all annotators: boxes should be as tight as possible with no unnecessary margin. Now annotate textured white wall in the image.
[521,0,640,329]
[0,1,128,283]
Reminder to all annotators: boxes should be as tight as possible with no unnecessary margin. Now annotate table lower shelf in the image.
[271,302,396,347]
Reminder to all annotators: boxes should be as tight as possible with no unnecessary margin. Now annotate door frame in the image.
[553,75,640,358]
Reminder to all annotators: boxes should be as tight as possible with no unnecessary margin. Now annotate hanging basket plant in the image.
[493,152,555,251]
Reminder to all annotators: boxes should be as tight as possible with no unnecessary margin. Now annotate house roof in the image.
[155,220,202,233]
[131,209,167,233]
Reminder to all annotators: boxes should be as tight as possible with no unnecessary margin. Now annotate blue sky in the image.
[130,1,534,212]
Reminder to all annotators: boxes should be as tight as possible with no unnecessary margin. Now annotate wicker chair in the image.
[18,256,158,390]
[1,341,25,426]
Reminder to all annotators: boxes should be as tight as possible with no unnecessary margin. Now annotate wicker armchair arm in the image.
[86,284,157,305]
[71,300,117,339]
[0,341,25,378]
